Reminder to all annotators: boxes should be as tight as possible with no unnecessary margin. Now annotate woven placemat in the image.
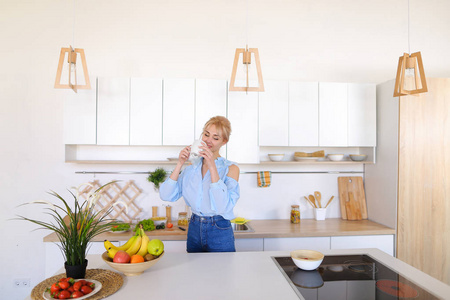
[31,269,123,300]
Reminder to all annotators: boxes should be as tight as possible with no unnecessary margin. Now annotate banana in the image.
[107,247,119,259]
[126,233,142,256]
[136,228,150,257]
[104,239,118,251]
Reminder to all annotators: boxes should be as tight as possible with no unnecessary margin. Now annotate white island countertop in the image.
[31,249,450,300]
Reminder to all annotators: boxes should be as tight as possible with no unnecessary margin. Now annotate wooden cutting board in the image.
[338,177,368,220]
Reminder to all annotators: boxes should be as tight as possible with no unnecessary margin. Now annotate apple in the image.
[113,250,131,263]
[147,239,164,256]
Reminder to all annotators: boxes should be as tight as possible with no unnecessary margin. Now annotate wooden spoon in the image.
[314,191,322,208]
[308,195,317,208]
[324,196,334,208]
[304,196,316,208]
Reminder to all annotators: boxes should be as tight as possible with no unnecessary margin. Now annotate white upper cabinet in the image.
[347,83,376,146]
[97,77,130,145]
[259,80,289,146]
[195,79,228,137]
[162,79,195,146]
[227,87,259,163]
[195,79,228,157]
[130,78,163,145]
[289,82,319,146]
[319,82,348,146]
[64,88,97,145]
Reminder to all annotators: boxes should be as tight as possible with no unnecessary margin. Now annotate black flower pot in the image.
[65,259,88,279]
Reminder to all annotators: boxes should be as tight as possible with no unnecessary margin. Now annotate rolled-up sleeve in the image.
[209,176,240,215]
[159,177,182,202]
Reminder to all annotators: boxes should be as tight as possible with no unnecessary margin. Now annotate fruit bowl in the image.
[102,251,164,276]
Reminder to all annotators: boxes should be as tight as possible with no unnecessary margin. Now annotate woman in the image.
[159,116,240,252]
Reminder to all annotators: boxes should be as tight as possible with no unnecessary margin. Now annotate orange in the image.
[130,254,145,263]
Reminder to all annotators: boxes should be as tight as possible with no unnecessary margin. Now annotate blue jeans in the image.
[186,214,236,253]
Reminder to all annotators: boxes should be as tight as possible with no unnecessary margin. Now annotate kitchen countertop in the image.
[29,248,450,300]
[43,218,395,242]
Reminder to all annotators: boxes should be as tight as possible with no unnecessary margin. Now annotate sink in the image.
[231,223,254,232]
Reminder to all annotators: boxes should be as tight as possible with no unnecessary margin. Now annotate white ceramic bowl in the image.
[268,154,284,162]
[327,154,344,161]
[349,154,367,161]
[290,250,324,271]
[102,251,164,276]
[151,217,167,226]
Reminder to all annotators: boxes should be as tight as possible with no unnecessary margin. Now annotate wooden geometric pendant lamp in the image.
[229,45,264,92]
[393,52,427,97]
[54,46,91,93]
[393,0,427,97]
[229,0,264,92]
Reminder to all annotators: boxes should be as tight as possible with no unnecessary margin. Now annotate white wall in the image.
[2,0,450,298]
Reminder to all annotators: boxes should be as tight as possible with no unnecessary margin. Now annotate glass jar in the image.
[290,205,300,224]
[178,212,189,226]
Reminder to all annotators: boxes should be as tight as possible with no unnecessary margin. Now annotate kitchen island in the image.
[31,248,450,300]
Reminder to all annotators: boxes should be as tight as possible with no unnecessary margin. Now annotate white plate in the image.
[43,279,102,300]
[294,157,320,161]
[109,229,130,234]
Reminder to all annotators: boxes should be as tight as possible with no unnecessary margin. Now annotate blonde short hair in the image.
[203,116,232,142]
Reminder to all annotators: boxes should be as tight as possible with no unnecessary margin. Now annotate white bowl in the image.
[268,154,284,161]
[151,217,167,226]
[349,154,367,161]
[327,154,344,161]
[290,250,324,271]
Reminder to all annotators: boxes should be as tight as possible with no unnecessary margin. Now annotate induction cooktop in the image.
[272,255,439,300]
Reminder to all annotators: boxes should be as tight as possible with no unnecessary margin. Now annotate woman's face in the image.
[202,124,227,153]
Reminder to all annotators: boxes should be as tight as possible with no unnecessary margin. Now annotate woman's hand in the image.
[178,146,191,165]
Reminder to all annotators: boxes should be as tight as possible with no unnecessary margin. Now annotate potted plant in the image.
[147,167,168,190]
[15,182,123,278]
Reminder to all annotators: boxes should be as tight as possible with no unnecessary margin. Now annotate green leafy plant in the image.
[147,167,168,190]
[15,182,124,266]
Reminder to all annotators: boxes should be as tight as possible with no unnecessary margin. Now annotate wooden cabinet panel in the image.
[348,83,376,146]
[227,88,259,163]
[63,88,97,145]
[289,81,319,146]
[263,237,330,251]
[97,77,130,145]
[130,78,163,145]
[163,79,195,145]
[259,80,289,146]
[319,82,348,146]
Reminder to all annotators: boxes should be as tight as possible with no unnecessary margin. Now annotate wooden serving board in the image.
[338,177,368,220]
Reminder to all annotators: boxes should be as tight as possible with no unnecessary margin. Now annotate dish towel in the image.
[257,171,272,187]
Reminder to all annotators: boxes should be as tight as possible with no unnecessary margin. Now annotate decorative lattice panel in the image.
[79,180,143,223]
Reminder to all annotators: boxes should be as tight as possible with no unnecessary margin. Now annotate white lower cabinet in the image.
[330,235,394,256]
[263,237,331,251]
[235,238,264,251]
[161,240,187,253]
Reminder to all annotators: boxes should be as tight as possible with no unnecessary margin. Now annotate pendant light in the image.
[229,0,264,92]
[54,0,91,93]
[393,0,427,97]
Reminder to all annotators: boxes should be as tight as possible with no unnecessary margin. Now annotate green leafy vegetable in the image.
[147,168,168,190]
[134,219,155,231]
[111,223,131,231]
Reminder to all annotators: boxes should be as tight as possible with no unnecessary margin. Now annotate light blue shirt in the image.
[159,157,240,220]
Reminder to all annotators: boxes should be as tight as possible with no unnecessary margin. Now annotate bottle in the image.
[290,205,300,224]
[178,212,189,226]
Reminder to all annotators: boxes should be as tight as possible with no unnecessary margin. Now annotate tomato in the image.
[51,283,60,294]
[58,280,70,290]
[167,222,173,228]
[73,281,82,291]
[80,285,93,295]
[71,291,84,298]
[58,290,71,299]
